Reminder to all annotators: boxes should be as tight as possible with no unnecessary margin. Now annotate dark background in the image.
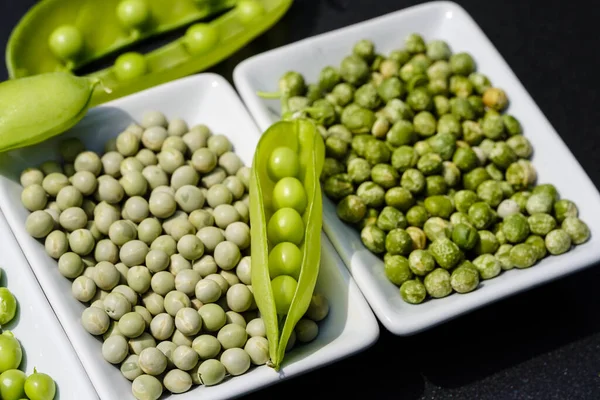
[2,0,600,399]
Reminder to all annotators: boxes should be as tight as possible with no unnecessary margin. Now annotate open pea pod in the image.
[6,0,293,106]
[87,0,292,105]
[250,119,325,370]
[6,0,237,77]
[0,72,99,153]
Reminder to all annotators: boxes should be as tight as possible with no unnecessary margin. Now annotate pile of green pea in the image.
[0,268,57,400]
[270,34,591,304]
[19,111,329,400]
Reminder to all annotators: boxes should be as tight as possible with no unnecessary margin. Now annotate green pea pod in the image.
[6,0,237,77]
[6,0,293,106]
[249,119,325,370]
[0,72,99,153]
[87,0,293,105]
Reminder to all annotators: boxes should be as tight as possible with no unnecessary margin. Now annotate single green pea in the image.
[506,135,533,159]
[449,52,475,75]
[423,217,452,242]
[483,87,509,111]
[117,0,150,30]
[363,138,390,164]
[324,173,354,202]
[377,77,404,102]
[48,25,84,63]
[452,147,479,172]
[489,142,518,170]
[383,186,413,211]
[385,228,413,256]
[371,164,399,189]
[462,167,491,192]
[424,175,447,197]
[406,205,429,228]
[354,181,384,208]
[427,133,456,162]
[400,168,426,194]
[376,206,407,232]
[389,147,416,173]
[525,235,547,261]
[184,23,219,55]
[406,87,432,112]
[449,75,473,98]
[408,249,436,276]
[462,121,484,145]
[384,255,413,286]
[413,111,437,138]
[114,52,147,81]
[423,195,454,219]
[468,201,494,230]
[354,83,381,110]
[477,180,504,207]
[468,72,491,94]
[454,190,479,214]
[386,120,415,147]
[451,223,478,250]
[450,97,475,121]
[433,95,450,116]
[340,54,370,86]
[450,261,480,294]
[417,153,443,176]
[450,211,472,227]
[336,195,367,224]
[435,115,461,139]
[526,192,554,215]
[495,243,514,270]
[237,0,266,24]
[510,243,538,268]
[474,230,499,255]
[472,254,501,279]
[527,213,557,236]
[561,217,590,245]
[429,238,462,270]
[467,95,485,117]
[506,160,537,191]
[360,225,386,254]
[399,279,427,304]
[423,268,452,298]
[553,199,578,223]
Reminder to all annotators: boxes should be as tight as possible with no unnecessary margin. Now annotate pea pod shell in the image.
[6,0,237,77]
[0,72,98,153]
[249,119,324,370]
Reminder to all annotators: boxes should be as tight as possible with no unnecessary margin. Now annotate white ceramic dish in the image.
[233,1,600,335]
[0,74,379,399]
[0,210,98,400]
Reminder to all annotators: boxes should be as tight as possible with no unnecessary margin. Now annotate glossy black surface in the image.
[1,1,599,399]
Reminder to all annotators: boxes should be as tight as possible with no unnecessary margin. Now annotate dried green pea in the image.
[525,235,547,261]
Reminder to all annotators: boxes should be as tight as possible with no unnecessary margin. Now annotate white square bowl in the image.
[233,1,600,335]
[0,210,98,400]
[0,73,379,399]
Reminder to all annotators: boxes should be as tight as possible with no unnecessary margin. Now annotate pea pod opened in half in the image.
[0,72,98,153]
[249,119,325,370]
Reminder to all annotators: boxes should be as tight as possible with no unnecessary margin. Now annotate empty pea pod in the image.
[6,0,238,76]
[0,72,99,153]
[249,119,324,370]
[7,0,294,106]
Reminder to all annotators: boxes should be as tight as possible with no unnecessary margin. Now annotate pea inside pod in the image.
[249,119,324,370]
[0,72,99,153]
